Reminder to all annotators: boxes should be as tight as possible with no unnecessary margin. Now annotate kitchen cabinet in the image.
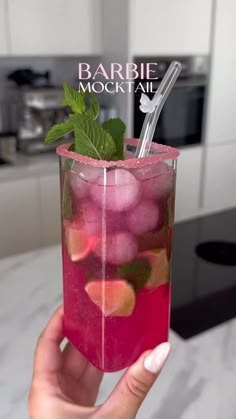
[131,0,213,56]
[0,0,10,55]
[39,174,61,247]
[175,146,203,222]
[0,178,41,258]
[205,0,236,145]
[8,0,101,56]
[202,143,236,212]
[0,172,61,258]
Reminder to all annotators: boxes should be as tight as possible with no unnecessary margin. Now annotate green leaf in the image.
[102,118,126,160]
[64,158,74,171]
[44,120,74,145]
[118,258,151,291]
[72,114,116,160]
[63,82,86,114]
[63,173,72,221]
[85,92,100,120]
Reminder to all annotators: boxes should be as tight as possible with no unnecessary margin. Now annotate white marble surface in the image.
[0,153,58,183]
[1,246,236,419]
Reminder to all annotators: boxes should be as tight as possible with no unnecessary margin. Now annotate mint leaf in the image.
[64,158,74,171]
[118,258,151,291]
[72,114,116,160]
[63,174,72,221]
[85,92,99,120]
[45,120,74,144]
[102,118,126,160]
[63,82,86,114]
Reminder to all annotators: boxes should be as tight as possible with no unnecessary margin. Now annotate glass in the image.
[57,139,179,372]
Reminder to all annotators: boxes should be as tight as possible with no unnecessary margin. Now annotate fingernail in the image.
[144,342,170,374]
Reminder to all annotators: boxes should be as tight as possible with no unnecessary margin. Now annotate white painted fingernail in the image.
[144,342,170,374]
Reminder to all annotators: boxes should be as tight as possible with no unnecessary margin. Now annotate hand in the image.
[28,307,170,419]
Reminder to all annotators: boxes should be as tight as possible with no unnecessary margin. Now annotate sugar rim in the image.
[56,138,180,168]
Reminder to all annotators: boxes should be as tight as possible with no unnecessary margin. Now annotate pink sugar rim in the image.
[56,138,180,168]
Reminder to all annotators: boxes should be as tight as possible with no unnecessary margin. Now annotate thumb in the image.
[101,342,170,419]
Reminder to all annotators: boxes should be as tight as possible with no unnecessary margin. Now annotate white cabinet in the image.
[202,143,236,212]
[0,0,10,54]
[0,178,41,258]
[131,0,212,55]
[175,146,203,222]
[39,174,61,246]
[205,0,236,145]
[0,173,61,258]
[8,0,101,56]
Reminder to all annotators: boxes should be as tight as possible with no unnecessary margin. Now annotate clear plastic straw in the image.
[136,61,182,158]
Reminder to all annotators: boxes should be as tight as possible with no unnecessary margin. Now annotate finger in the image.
[33,306,64,377]
[63,342,89,379]
[79,362,104,406]
[62,343,103,406]
[101,342,170,419]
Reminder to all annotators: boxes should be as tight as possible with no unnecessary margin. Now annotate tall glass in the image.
[57,139,179,372]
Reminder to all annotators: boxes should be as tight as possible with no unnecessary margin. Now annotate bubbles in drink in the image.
[126,200,159,235]
[90,168,141,212]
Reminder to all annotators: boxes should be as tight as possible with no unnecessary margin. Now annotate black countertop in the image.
[171,208,236,338]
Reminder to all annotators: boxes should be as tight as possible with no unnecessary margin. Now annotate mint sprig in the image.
[72,114,116,160]
[102,118,125,160]
[44,83,126,161]
[45,120,74,145]
[62,83,86,114]
[118,258,151,291]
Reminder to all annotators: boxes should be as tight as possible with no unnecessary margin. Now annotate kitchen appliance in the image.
[133,56,209,148]
[17,87,69,153]
[8,68,51,87]
[0,102,19,134]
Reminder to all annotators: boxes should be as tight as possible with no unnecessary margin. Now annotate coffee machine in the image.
[17,87,70,153]
[6,68,71,153]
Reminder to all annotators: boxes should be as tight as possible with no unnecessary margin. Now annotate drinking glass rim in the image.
[56,138,180,168]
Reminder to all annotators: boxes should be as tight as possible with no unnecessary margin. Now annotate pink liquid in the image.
[59,142,177,372]
[63,245,170,372]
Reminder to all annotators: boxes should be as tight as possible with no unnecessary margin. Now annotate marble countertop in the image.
[0,245,236,419]
[0,152,59,182]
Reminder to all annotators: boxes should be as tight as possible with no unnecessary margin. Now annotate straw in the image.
[136,61,182,158]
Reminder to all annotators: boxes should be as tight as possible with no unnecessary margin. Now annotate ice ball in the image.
[94,231,138,265]
[135,162,174,200]
[73,162,102,182]
[78,200,122,235]
[69,163,102,201]
[126,200,159,235]
[90,168,141,212]
[70,171,88,200]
